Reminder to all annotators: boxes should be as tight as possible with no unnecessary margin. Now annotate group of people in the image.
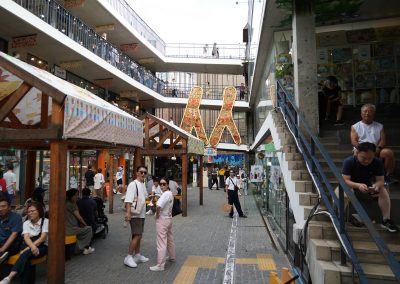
[124,166,176,271]
[0,164,19,209]
[203,43,219,58]
[339,103,398,232]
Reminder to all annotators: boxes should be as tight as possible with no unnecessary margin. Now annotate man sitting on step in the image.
[339,142,398,232]
[350,103,397,184]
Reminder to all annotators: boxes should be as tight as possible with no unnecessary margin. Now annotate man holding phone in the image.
[340,142,398,232]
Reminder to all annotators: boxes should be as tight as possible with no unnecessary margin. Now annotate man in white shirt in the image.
[351,104,396,183]
[93,168,105,199]
[124,166,149,268]
[115,166,124,195]
[225,169,247,218]
[3,164,17,208]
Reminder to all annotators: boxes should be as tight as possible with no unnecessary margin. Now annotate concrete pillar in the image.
[292,0,319,133]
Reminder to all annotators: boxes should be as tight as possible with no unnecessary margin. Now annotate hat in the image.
[34,187,47,194]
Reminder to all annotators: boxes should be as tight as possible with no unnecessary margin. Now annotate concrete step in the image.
[294,180,314,193]
[291,169,311,181]
[285,152,303,161]
[299,192,319,206]
[310,238,400,265]
[308,221,400,244]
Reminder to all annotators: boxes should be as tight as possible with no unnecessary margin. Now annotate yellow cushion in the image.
[6,254,47,265]
[65,235,77,245]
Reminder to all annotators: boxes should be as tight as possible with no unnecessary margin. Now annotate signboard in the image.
[250,165,263,183]
[11,34,37,48]
[264,143,275,153]
[204,147,217,156]
[54,65,67,79]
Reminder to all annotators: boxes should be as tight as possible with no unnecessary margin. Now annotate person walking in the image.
[115,166,124,195]
[124,166,149,268]
[93,168,105,199]
[84,165,95,193]
[210,167,219,190]
[4,164,17,209]
[150,177,176,271]
[225,170,247,218]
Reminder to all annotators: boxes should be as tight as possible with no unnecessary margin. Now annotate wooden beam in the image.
[48,140,67,284]
[169,135,183,149]
[144,117,150,148]
[140,149,186,156]
[0,83,31,123]
[156,130,171,149]
[0,56,65,103]
[47,99,66,284]
[181,140,188,217]
[7,112,24,128]
[24,151,36,200]
[199,156,203,206]
[0,127,61,141]
[40,93,49,128]
[148,121,157,129]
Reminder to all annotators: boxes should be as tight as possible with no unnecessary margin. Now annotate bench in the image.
[6,254,47,266]
[65,235,77,260]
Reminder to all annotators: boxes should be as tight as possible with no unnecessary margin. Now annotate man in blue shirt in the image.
[341,142,398,232]
[0,195,23,263]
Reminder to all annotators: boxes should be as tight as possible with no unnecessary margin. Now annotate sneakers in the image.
[95,225,105,234]
[150,265,164,271]
[146,209,153,215]
[133,254,149,263]
[116,191,122,195]
[124,255,137,268]
[334,119,345,126]
[0,251,9,264]
[0,277,10,284]
[83,247,95,255]
[381,219,399,233]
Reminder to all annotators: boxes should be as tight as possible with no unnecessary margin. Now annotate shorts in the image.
[117,179,123,186]
[130,218,145,235]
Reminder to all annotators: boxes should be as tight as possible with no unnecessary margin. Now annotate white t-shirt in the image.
[152,185,162,196]
[157,190,173,219]
[352,121,383,146]
[226,176,239,191]
[116,170,123,181]
[125,180,148,218]
[169,180,179,195]
[94,173,105,189]
[4,170,16,194]
[22,218,49,246]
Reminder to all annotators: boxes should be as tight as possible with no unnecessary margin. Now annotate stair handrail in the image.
[276,80,400,283]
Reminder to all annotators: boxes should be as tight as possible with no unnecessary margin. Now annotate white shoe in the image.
[124,255,137,268]
[0,277,10,284]
[116,191,122,195]
[121,195,126,200]
[83,247,95,255]
[146,209,153,215]
[133,254,149,263]
[150,265,164,271]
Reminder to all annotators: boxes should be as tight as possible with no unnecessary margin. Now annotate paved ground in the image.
[32,186,291,283]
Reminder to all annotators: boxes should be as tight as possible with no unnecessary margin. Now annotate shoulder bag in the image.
[21,218,45,249]
[230,177,239,191]
[131,181,146,216]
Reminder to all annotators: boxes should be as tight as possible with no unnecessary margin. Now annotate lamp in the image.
[124,152,130,160]
[171,155,177,161]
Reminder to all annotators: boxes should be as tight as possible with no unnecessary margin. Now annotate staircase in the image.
[268,101,400,283]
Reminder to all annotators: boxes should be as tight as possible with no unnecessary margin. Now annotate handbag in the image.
[223,203,233,213]
[130,181,146,216]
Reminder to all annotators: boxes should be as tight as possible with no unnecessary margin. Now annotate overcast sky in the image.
[127,0,248,44]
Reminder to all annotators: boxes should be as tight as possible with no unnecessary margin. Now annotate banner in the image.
[250,165,263,183]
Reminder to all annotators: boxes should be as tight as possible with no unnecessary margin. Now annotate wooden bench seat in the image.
[6,254,47,266]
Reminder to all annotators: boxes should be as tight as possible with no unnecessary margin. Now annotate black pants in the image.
[227,190,244,217]
[210,177,218,189]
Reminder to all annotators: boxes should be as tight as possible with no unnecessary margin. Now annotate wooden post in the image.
[199,155,203,206]
[24,150,36,200]
[48,100,67,284]
[181,140,188,217]
[108,153,114,214]
[118,156,126,193]
[133,148,142,180]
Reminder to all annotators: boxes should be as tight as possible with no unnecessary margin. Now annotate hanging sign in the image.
[120,43,139,52]
[11,34,37,48]
[204,147,217,156]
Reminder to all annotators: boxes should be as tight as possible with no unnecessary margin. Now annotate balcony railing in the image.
[105,0,247,60]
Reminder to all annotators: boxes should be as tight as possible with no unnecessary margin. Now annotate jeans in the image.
[12,245,48,282]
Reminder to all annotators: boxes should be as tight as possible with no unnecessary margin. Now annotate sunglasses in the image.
[139,171,147,174]
[159,182,167,186]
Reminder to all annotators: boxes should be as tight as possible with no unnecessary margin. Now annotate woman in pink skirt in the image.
[149,177,176,271]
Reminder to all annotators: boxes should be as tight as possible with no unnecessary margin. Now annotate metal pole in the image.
[339,184,347,265]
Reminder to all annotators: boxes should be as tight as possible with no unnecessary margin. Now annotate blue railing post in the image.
[338,184,347,265]
[311,139,316,174]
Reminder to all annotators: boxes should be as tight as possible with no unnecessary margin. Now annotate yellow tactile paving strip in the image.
[173,254,277,284]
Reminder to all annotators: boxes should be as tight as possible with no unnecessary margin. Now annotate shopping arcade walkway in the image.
[34,186,291,283]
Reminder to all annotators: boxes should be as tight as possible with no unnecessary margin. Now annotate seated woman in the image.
[0,202,48,284]
[146,177,162,215]
[65,189,94,255]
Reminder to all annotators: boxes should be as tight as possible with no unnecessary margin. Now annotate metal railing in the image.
[276,80,400,283]
[105,0,247,59]
[13,0,164,94]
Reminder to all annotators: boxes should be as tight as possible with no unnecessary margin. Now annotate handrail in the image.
[276,80,400,283]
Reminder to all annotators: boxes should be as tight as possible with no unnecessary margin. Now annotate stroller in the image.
[92,197,109,239]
